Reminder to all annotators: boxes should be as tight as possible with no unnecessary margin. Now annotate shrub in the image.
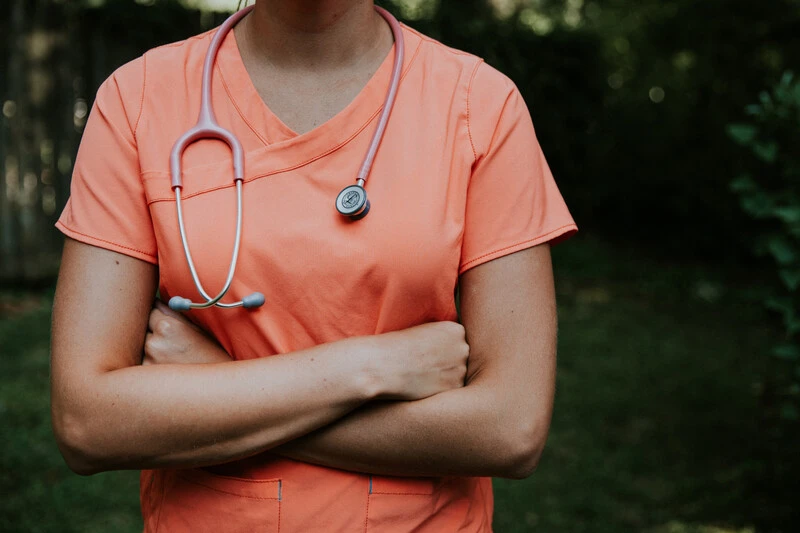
[728,71,800,420]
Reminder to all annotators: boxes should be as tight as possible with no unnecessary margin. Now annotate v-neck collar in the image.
[216,21,422,159]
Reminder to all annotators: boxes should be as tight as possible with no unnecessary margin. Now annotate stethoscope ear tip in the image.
[169,296,193,312]
[243,292,266,309]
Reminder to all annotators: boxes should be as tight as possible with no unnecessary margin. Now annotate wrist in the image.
[346,335,394,401]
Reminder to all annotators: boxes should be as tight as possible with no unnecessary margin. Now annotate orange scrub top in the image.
[57,20,577,533]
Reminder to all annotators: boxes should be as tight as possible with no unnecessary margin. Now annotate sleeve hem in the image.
[458,223,578,275]
[56,221,158,265]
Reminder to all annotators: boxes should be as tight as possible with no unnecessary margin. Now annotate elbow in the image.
[495,419,549,480]
[51,406,107,476]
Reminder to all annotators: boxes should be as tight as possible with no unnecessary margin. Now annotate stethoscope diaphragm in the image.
[336,184,371,220]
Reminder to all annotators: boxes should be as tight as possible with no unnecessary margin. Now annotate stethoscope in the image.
[168,5,404,312]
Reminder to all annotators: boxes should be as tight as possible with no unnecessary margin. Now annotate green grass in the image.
[0,237,791,532]
[0,293,140,533]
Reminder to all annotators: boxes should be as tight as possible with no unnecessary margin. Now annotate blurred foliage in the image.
[728,72,800,422]
[396,0,800,260]
[3,0,800,262]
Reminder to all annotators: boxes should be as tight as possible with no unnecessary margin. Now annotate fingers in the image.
[148,306,166,333]
[147,307,164,331]
[154,299,183,320]
[142,332,154,365]
[152,298,204,333]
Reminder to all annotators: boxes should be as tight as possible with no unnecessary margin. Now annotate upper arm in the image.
[51,57,158,398]
[52,238,157,375]
[51,239,157,462]
[458,244,557,432]
[455,63,574,430]
[51,239,157,411]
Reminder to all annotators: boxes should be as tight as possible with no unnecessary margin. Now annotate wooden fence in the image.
[0,0,223,283]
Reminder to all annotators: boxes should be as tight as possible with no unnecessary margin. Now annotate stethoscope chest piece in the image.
[336,184,370,220]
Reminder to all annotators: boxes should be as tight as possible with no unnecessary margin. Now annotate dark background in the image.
[1,0,799,531]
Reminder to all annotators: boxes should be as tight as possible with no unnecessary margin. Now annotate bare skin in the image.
[143,244,557,479]
[51,0,559,480]
[51,239,469,475]
[236,0,394,134]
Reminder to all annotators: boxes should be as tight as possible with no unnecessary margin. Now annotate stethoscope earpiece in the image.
[242,292,266,309]
[169,296,193,312]
[168,292,265,311]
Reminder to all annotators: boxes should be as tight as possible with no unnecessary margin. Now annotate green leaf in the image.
[745,104,763,117]
[780,268,800,291]
[741,192,775,218]
[773,206,800,224]
[727,123,758,145]
[753,141,778,163]
[773,343,800,361]
[730,174,757,193]
[779,402,799,421]
[764,297,792,312]
[766,296,793,314]
[766,235,798,265]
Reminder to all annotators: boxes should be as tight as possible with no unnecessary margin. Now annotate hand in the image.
[143,300,231,365]
[372,321,469,401]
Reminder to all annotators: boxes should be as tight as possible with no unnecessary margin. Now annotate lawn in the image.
[0,236,790,532]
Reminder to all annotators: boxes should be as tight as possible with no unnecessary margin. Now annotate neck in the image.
[240,0,388,70]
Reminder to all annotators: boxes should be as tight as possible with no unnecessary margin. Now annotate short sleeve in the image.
[56,58,158,264]
[459,63,577,275]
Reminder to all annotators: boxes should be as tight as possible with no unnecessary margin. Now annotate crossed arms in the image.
[50,237,558,479]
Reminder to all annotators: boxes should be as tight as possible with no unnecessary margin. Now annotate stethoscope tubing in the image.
[169,4,404,312]
[174,182,246,309]
[356,5,404,187]
[169,6,256,312]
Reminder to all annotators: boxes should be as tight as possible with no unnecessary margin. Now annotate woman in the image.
[50,0,577,531]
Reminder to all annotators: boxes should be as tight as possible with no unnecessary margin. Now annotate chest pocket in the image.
[366,475,435,532]
[152,469,282,533]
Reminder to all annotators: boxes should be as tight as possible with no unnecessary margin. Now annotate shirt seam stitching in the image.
[460,223,577,269]
[218,63,271,147]
[57,220,157,260]
[141,40,425,202]
[218,25,424,156]
[481,88,516,159]
[402,25,478,59]
[466,59,483,162]
[134,53,147,138]
[177,476,280,501]
[369,491,434,496]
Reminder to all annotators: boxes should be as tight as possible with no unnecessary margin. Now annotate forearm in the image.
[274,380,547,479]
[54,337,379,475]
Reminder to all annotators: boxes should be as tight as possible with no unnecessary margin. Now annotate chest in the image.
[247,66,382,136]
[140,118,473,352]
[136,44,476,350]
